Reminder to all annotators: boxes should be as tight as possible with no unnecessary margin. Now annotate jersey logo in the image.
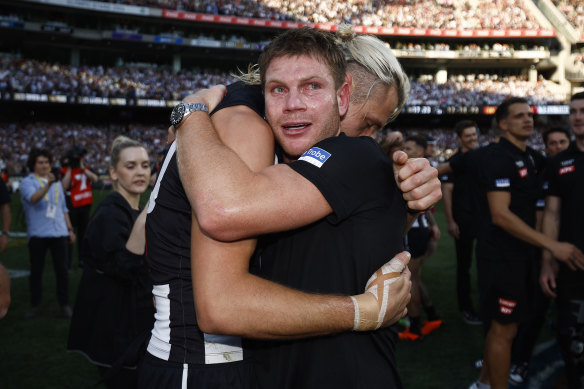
[299,147,331,168]
[518,168,528,178]
[495,178,510,188]
[498,298,517,315]
[561,159,574,167]
[559,165,575,175]
[515,160,524,168]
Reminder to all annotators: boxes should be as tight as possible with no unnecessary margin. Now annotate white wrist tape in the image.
[351,256,407,331]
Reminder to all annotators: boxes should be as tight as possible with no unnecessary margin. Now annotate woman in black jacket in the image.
[68,136,153,389]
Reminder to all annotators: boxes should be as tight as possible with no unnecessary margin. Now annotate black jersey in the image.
[447,151,478,236]
[249,133,406,389]
[145,82,264,365]
[477,137,545,262]
[544,143,584,284]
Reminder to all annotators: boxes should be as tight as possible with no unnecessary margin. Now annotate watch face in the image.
[170,103,185,126]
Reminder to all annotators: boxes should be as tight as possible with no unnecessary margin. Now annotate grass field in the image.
[0,190,560,388]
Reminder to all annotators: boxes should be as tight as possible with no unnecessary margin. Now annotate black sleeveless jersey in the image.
[145,82,264,364]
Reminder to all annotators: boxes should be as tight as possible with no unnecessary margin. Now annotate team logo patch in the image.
[299,147,331,168]
[519,168,528,178]
[561,159,574,167]
[515,160,525,168]
[495,178,510,188]
[559,165,575,175]
[498,298,517,315]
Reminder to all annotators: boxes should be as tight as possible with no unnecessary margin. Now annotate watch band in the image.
[171,102,209,128]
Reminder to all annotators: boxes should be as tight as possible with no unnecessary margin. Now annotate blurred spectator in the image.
[20,148,75,319]
[68,136,153,389]
[61,146,99,269]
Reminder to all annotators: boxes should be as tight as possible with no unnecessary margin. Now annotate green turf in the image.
[0,194,554,388]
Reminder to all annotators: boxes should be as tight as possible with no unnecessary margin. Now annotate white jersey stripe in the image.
[147,284,172,360]
[181,363,188,389]
[147,142,176,214]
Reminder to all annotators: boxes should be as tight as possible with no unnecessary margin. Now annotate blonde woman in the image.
[68,136,153,389]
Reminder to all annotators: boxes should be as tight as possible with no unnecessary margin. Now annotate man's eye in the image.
[273,86,284,93]
[308,83,319,90]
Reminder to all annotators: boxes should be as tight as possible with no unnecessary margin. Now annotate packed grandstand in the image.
[1,0,583,179]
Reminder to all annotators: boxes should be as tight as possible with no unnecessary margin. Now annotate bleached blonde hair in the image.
[336,24,410,123]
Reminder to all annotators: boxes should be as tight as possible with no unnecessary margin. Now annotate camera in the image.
[63,146,87,168]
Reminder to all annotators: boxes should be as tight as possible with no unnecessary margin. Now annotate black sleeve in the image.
[544,156,560,197]
[82,204,145,282]
[288,134,392,223]
[483,146,514,194]
[0,180,9,205]
[211,81,264,118]
[448,152,466,176]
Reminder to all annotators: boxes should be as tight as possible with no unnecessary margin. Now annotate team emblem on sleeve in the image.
[299,147,331,168]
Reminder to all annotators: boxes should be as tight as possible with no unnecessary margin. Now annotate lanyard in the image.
[35,175,59,205]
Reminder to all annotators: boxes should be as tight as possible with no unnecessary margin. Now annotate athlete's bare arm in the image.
[488,191,584,267]
[540,195,561,297]
[184,104,411,338]
[177,85,439,242]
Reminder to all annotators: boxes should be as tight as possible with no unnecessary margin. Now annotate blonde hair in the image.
[110,136,145,168]
[233,64,261,85]
[336,24,410,123]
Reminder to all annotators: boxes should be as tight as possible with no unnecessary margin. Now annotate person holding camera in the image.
[61,146,98,269]
[20,148,75,319]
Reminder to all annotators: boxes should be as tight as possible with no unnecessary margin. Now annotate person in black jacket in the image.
[68,135,153,389]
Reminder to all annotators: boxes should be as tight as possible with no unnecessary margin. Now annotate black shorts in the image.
[477,257,535,325]
[138,352,259,389]
[406,227,432,258]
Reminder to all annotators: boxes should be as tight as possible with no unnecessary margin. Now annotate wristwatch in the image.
[170,102,209,129]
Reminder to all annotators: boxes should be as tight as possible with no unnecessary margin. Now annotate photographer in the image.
[61,146,98,269]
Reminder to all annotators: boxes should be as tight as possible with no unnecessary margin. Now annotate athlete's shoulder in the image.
[211,81,264,118]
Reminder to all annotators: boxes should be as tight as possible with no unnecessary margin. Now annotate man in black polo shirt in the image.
[470,97,584,389]
[442,120,481,325]
[540,92,584,389]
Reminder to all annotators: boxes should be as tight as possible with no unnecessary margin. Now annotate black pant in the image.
[67,203,92,267]
[511,257,550,365]
[98,366,138,389]
[455,234,476,312]
[28,236,69,307]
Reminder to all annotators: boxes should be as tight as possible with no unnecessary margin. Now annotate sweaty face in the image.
[545,132,570,157]
[459,127,479,151]
[341,84,398,138]
[500,103,534,141]
[264,55,348,162]
[569,98,584,138]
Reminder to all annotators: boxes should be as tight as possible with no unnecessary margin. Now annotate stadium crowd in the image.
[0,122,168,178]
[0,120,548,181]
[553,0,584,35]
[100,0,543,29]
[0,57,237,101]
[0,57,566,106]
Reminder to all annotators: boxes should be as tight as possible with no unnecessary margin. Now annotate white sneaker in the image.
[509,362,528,385]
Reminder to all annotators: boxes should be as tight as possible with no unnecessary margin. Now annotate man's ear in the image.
[337,72,352,118]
